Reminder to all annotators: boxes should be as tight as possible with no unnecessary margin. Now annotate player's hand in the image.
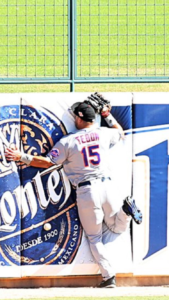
[5,147,22,161]
[101,104,111,113]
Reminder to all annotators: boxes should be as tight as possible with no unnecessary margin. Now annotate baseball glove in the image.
[84,92,111,114]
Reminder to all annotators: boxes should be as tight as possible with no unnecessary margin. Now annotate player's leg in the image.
[103,180,142,232]
[102,180,132,233]
[76,183,115,282]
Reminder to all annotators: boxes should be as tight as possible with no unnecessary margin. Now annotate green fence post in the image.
[69,0,76,92]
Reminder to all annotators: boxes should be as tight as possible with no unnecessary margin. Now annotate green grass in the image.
[0,0,168,81]
[0,83,169,93]
[1,297,169,300]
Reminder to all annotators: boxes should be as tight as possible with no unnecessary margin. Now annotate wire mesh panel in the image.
[0,0,69,80]
[0,0,169,84]
[76,0,169,79]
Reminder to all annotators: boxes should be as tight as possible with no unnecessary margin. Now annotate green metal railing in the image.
[0,0,169,91]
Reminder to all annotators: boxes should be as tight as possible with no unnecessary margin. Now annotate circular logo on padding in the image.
[0,104,82,266]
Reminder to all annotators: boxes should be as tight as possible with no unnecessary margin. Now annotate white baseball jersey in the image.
[47,125,121,187]
[47,125,130,281]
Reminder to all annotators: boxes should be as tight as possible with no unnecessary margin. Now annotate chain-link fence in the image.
[76,0,169,78]
[0,0,169,89]
[0,0,69,79]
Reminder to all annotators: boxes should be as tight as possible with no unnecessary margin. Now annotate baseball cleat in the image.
[122,196,142,224]
[98,276,116,288]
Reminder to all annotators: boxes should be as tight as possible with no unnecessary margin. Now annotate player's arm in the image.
[4,147,54,168]
[101,106,124,138]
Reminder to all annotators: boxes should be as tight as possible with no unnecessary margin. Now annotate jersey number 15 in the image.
[81,145,100,167]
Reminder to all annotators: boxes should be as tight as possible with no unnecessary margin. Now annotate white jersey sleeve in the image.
[100,127,121,147]
[47,136,69,165]
[108,128,121,147]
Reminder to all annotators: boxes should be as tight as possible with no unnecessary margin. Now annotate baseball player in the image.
[5,95,142,288]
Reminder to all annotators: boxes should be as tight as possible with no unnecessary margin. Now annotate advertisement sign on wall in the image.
[1,92,168,278]
[132,93,169,275]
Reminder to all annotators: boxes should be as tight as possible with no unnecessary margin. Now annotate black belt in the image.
[78,177,111,188]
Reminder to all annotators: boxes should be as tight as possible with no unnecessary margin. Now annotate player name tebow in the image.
[75,132,99,144]
[0,167,71,235]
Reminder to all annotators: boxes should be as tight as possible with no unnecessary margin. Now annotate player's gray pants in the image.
[76,178,131,280]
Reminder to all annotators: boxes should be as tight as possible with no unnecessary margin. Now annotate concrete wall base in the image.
[0,274,169,288]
